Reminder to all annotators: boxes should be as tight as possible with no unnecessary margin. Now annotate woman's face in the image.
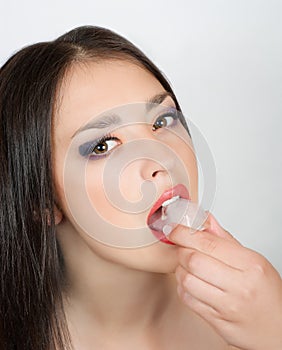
[53,59,198,272]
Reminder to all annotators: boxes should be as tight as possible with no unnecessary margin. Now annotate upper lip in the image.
[146,184,190,224]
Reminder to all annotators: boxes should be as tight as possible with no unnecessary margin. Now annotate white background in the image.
[1,0,281,273]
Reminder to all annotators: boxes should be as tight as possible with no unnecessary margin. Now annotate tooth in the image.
[161,206,167,220]
[161,196,180,221]
[161,195,180,208]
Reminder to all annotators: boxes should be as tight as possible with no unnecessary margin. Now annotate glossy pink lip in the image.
[147,184,190,244]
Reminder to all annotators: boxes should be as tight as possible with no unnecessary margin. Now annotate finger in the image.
[183,274,226,314]
[178,248,242,291]
[169,227,251,270]
[177,284,237,340]
[176,265,226,311]
[178,288,223,324]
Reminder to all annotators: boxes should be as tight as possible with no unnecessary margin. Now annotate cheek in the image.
[84,162,145,229]
[166,130,199,201]
[180,145,198,201]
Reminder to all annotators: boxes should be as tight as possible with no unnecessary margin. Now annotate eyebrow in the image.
[71,91,174,138]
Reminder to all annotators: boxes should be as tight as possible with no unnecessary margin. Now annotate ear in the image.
[45,205,63,226]
[53,204,63,225]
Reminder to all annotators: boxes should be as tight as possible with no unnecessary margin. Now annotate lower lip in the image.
[150,228,175,245]
[147,183,189,245]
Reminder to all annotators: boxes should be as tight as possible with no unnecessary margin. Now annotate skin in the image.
[169,215,282,350]
[52,59,282,350]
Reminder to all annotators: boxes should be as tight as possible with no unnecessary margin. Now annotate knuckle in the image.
[226,301,239,318]
[183,292,194,305]
[175,264,183,276]
[178,248,200,272]
[178,248,188,262]
[240,284,255,301]
[198,233,218,254]
[176,265,188,284]
[250,253,269,276]
[186,251,200,271]
[183,273,193,288]
[175,265,183,283]
[177,284,185,300]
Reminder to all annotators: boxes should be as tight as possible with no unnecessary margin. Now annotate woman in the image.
[0,25,281,350]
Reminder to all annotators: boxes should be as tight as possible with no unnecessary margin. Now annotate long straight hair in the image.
[0,26,189,350]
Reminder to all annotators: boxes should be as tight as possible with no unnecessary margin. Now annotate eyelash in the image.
[79,133,120,160]
[79,109,179,160]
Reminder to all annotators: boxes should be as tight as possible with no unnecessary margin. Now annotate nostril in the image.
[152,168,167,177]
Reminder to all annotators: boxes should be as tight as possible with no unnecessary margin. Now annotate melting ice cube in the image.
[149,198,207,236]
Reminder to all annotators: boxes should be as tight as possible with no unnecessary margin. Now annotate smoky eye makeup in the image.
[152,106,179,130]
[78,132,121,159]
[77,105,181,160]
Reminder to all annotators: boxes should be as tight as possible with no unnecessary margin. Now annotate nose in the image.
[136,139,177,208]
[122,123,176,180]
[129,125,176,182]
[140,152,175,181]
[116,136,176,206]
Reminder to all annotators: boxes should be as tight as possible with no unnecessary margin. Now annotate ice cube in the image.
[148,198,207,235]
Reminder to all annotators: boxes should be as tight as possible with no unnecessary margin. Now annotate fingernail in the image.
[163,224,173,236]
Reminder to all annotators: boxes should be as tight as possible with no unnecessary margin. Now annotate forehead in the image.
[54,60,168,139]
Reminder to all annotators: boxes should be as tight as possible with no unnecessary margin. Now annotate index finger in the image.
[168,225,251,270]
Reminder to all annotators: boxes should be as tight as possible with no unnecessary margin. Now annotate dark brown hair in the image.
[0,25,189,350]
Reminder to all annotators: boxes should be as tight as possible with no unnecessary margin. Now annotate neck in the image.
[57,221,179,335]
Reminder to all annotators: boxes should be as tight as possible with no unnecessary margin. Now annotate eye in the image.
[152,110,178,131]
[93,138,119,154]
[79,133,121,159]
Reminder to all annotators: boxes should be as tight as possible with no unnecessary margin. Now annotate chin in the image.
[135,245,179,274]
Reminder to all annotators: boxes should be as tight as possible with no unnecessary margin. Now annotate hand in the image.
[168,213,282,350]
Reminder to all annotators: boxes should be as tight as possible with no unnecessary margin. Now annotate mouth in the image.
[147,184,190,244]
